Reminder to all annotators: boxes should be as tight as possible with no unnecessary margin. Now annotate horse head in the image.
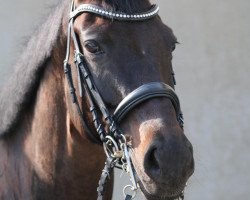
[63,0,194,199]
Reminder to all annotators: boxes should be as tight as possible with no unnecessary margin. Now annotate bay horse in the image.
[0,0,194,199]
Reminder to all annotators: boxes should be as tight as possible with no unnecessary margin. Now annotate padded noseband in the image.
[114,82,182,123]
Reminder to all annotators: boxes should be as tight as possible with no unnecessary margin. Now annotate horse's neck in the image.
[0,53,112,199]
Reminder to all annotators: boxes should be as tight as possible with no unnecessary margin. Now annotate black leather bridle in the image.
[64,1,184,200]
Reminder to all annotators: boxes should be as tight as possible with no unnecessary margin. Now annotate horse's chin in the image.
[138,180,185,200]
[131,157,187,200]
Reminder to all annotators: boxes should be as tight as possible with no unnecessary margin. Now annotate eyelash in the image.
[84,40,104,55]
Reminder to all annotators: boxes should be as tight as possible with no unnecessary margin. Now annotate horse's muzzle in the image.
[142,133,194,198]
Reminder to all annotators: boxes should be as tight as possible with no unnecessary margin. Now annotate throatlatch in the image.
[64,1,185,199]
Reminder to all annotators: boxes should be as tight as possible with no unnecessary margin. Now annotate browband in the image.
[70,4,159,21]
[114,82,182,123]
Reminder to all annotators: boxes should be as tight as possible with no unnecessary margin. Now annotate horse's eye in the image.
[84,40,103,54]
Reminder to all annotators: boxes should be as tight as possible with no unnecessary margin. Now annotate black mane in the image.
[0,0,152,137]
[0,2,66,137]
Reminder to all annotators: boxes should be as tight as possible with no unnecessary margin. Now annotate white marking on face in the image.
[139,118,164,139]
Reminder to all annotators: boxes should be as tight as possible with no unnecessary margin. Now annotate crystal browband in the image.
[70,4,159,21]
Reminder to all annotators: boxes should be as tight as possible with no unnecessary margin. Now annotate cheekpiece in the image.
[70,4,159,21]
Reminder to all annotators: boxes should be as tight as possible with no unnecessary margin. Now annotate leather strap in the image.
[97,157,116,200]
[114,82,182,123]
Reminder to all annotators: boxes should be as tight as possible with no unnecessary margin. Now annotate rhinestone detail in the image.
[70,4,159,21]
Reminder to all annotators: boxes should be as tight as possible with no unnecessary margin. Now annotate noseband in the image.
[64,1,184,200]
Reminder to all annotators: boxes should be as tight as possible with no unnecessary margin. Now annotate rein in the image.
[64,1,184,199]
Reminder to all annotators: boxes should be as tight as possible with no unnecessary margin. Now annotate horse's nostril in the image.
[144,147,161,178]
[149,148,160,171]
[143,136,194,184]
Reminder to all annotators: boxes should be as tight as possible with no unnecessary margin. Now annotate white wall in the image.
[159,1,250,199]
[0,1,250,199]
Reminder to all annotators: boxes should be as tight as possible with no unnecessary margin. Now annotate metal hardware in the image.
[103,135,119,158]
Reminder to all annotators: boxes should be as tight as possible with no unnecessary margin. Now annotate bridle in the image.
[64,1,184,200]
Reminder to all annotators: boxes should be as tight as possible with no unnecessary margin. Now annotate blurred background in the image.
[0,0,249,199]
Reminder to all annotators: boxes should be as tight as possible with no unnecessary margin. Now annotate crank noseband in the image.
[114,82,183,126]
